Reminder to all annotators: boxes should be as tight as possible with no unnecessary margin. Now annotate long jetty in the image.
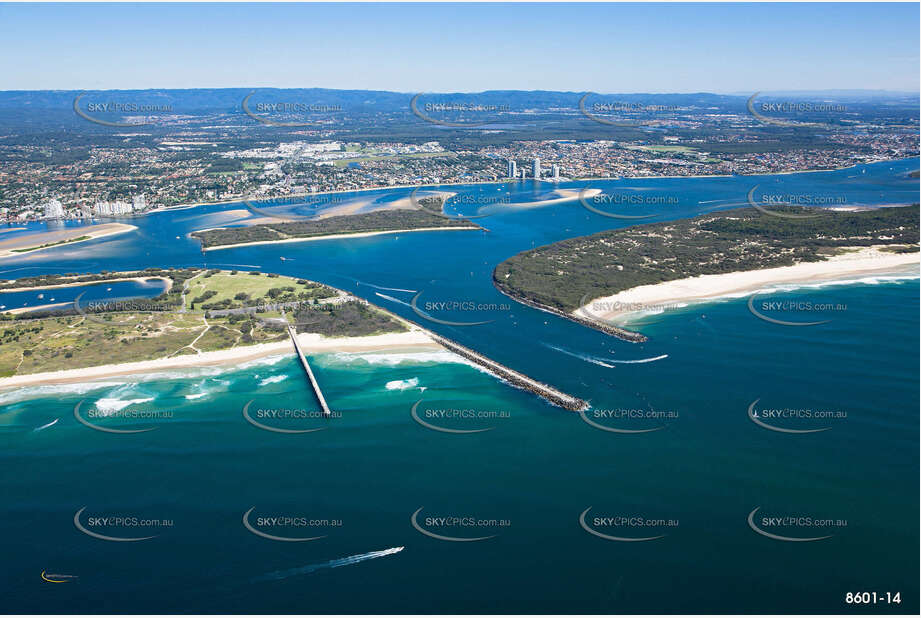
[425,332,589,412]
[286,324,332,418]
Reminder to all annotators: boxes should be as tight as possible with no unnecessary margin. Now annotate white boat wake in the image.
[253,546,404,582]
[32,418,59,432]
[359,281,417,293]
[604,354,669,364]
[544,343,667,366]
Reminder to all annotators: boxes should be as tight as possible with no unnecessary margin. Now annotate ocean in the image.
[1,158,918,613]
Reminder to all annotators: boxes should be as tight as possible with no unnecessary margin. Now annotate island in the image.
[191,210,483,250]
[494,205,920,341]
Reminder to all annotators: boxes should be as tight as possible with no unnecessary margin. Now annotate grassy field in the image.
[0,312,287,377]
[186,270,336,309]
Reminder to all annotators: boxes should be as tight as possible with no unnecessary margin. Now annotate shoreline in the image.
[0,223,137,258]
[199,225,482,251]
[116,158,915,217]
[7,157,913,227]
[0,275,171,294]
[575,246,920,327]
[0,330,442,390]
[493,277,648,343]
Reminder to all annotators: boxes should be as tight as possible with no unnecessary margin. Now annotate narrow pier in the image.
[286,324,332,418]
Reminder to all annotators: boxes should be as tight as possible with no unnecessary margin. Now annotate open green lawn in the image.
[186,271,335,309]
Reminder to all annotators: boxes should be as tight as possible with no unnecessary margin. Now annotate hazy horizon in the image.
[1,3,918,92]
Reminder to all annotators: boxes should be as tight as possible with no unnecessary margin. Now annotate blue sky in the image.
[1,3,917,92]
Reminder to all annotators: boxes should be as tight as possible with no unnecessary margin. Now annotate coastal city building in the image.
[94,200,133,216]
[551,164,560,180]
[0,105,916,223]
[42,198,64,219]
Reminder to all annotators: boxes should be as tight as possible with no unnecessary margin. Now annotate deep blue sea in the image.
[1,159,918,613]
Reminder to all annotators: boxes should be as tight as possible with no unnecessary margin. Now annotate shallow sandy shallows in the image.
[575,246,920,323]
[0,330,442,389]
[0,223,136,258]
[506,188,601,209]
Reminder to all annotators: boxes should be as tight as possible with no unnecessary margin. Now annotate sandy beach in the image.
[511,188,602,209]
[0,329,442,389]
[0,223,137,258]
[0,275,170,294]
[201,225,481,251]
[575,245,920,323]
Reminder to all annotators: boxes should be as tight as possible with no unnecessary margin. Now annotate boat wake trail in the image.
[544,343,667,366]
[375,292,412,308]
[604,354,668,364]
[359,281,417,293]
[32,418,59,432]
[207,263,262,269]
[252,547,404,582]
[543,343,615,368]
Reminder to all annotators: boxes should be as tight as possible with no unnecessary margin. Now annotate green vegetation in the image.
[0,268,182,292]
[0,311,286,377]
[185,271,334,310]
[626,145,697,155]
[206,159,244,174]
[191,209,481,249]
[494,205,920,312]
[293,300,407,337]
[10,235,90,253]
[0,269,404,377]
[332,150,451,168]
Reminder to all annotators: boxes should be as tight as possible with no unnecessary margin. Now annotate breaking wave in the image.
[385,377,419,391]
[258,374,289,386]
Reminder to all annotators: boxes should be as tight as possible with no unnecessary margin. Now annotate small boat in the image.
[41,570,78,583]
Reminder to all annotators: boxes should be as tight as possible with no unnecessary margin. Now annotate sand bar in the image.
[511,188,601,209]
[0,223,137,258]
[576,245,920,323]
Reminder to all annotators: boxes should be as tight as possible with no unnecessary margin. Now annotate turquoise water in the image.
[0,159,918,613]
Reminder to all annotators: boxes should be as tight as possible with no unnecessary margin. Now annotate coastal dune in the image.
[0,330,441,389]
[576,245,920,323]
